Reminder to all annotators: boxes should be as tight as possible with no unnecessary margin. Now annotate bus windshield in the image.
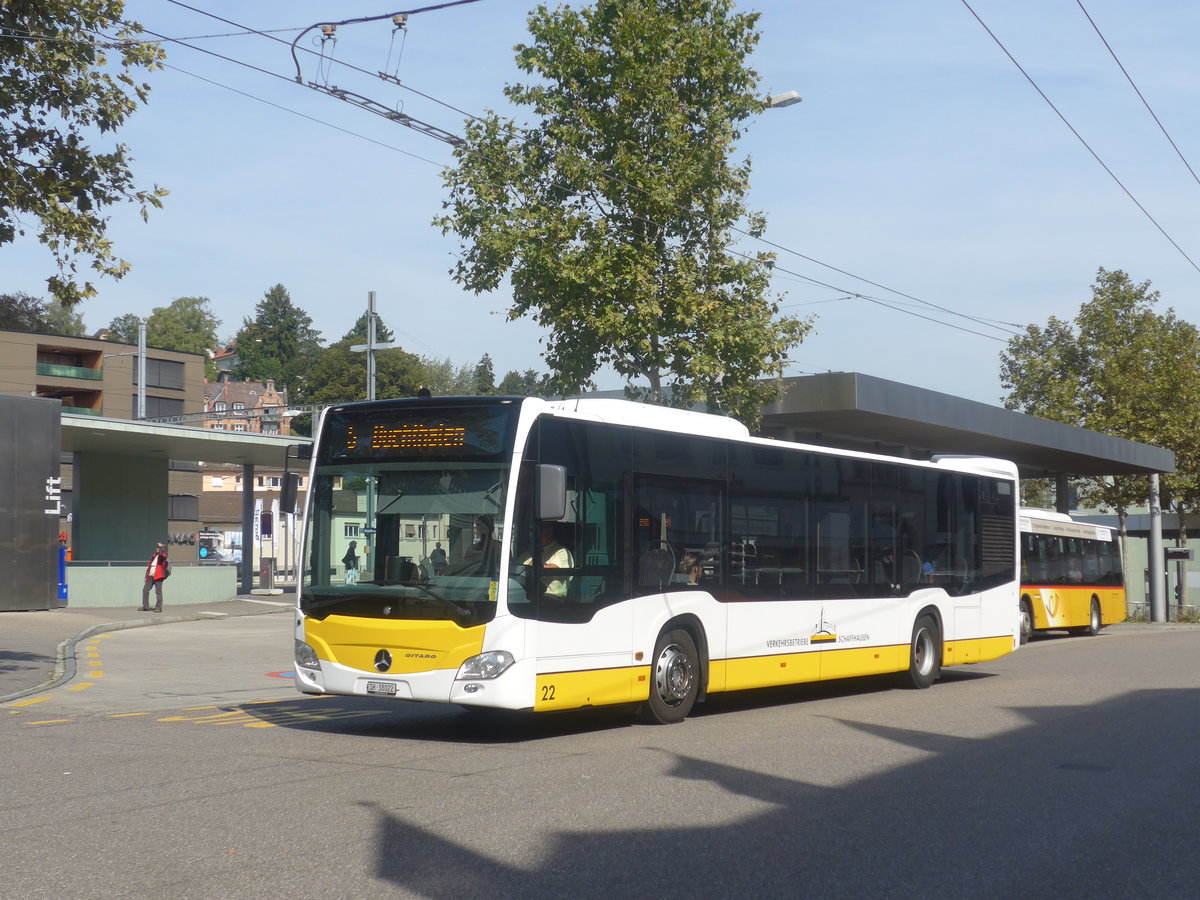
[300,400,521,626]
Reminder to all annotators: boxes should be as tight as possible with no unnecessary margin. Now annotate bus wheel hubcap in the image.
[655,644,692,706]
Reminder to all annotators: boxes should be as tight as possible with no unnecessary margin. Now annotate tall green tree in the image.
[301,339,425,406]
[344,311,395,344]
[107,311,143,344]
[1,1,167,307]
[145,296,220,378]
[437,0,810,425]
[0,291,49,331]
[498,368,553,397]
[472,353,495,395]
[232,284,323,398]
[419,356,475,396]
[1000,268,1200,540]
[42,298,86,336]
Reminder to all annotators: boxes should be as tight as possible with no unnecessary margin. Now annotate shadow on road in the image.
[352,686,1200,897]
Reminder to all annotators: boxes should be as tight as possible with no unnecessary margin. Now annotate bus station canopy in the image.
[60,413,309,467]
[60,373,1175,479]
[758,373,1174,478]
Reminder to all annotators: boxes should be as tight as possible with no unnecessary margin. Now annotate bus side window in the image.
[634,477,724,595]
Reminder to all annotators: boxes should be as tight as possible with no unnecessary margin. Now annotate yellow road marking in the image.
[109,712,150,718]
[8,696,50,707]
[68,682,94,691]
[26,719,72,726]
[157,710,246,723]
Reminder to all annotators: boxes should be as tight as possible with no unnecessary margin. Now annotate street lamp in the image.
[768,91,803,108]
[102,319,146,419]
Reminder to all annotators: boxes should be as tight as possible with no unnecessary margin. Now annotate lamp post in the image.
[349,291,402,573]
[102,319,147,418]
[768,91,802,109]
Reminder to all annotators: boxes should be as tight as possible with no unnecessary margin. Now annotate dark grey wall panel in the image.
[1,396,61,610]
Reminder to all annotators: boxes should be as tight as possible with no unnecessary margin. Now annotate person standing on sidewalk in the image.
[140,542,170,612]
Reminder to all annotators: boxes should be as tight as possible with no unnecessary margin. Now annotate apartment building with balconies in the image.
[0,328,207,552]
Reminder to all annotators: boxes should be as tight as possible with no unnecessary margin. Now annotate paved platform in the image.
[0,597,293,702]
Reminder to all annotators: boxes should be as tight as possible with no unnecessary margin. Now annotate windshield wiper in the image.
[401,581,473,619]
[305,591,369,613]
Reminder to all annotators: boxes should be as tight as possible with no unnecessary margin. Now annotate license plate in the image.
[366,680,397,696]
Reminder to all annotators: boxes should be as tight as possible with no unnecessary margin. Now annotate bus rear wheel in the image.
[641,629,699,724]
[903,614,941,689]
[1070,598,1102,637]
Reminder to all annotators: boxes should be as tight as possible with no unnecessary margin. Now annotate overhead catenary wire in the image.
[159,61,447,169]
[161,1,1015,335]
[1074,0,1200,189]
[109,5,1027,342]
[286,1,486,85]
[961,0,1200,277]
[163,0,484,122]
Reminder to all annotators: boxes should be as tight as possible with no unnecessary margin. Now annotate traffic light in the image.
[260,511,273,537]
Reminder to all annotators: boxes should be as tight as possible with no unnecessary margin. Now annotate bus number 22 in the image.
[540,684,556,702]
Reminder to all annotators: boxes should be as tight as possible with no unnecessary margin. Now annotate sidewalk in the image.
[0,596,293,703]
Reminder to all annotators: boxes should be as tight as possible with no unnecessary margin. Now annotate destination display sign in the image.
[320,403,517,463]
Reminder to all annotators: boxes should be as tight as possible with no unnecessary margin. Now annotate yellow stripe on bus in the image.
[718,650,821,692]
[531,636,1018,712]
[943,634,1013,665]
[535,666,646,711]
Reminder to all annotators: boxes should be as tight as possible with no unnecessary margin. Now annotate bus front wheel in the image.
[641,629,699,724]
[903,614,941,689]
[1019,598,1033,645]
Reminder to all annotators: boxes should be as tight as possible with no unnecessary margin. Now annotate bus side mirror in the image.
[280,472,300,514]
[537,464,567,521]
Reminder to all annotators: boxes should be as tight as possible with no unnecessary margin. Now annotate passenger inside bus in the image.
[678,552,702,585]
[523,521,574,599]
[444,515,500,578]
[1066,553,1084,583]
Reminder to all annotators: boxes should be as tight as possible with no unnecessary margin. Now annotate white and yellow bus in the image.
[1018,509,1125,643]
[294,397,1021,723]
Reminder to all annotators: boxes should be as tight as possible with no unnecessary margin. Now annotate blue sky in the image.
[6,0,1200,404]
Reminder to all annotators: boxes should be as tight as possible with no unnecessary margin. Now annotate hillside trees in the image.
[0,291,50,331]
[145,296,220,378]
[301,339,426,407]
[42,299,86,336]
[107,312,143,344]
[232,284,323,398]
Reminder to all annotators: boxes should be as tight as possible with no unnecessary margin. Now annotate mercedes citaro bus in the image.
[293,396,1021,723]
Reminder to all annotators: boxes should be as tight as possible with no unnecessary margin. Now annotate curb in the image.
[0,603,292,705]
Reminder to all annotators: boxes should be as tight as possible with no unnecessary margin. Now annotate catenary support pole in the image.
[241,463,254,595]
[1149,473,1165,622]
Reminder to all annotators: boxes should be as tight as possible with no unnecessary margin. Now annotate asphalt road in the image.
[4,617,1199,899]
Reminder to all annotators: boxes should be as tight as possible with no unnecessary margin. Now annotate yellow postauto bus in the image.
[1018,508,1125,642]
[294,396,1021,723]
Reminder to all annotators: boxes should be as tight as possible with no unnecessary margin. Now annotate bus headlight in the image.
[456,650,515,680]
[294,640,322,671]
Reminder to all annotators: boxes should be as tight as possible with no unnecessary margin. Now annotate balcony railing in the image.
[62,406,102,416]
[37,362,103,380]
